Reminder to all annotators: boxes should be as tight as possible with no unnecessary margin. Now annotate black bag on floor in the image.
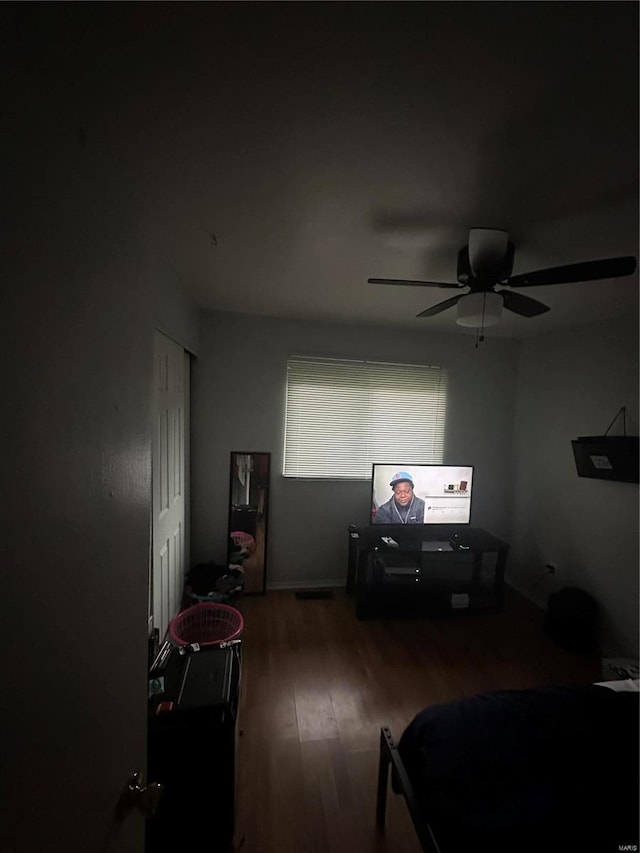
[545,586,600,652]
[185,561,228,596]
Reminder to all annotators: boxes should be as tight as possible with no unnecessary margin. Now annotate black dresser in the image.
[146,643,241,852]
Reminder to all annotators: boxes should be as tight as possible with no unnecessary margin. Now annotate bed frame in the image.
[376,726,441,853]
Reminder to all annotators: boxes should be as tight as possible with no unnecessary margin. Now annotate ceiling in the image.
[8,2,640,338]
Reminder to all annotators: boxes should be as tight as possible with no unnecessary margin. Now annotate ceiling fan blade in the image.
[509,256,637,287]
[416,295,463,317]
[500,290,550,318]
[368,278,461,289]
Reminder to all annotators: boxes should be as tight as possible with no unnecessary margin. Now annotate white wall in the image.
[153,264,200,357]
[191,311,520,586]
[509,316,639,657]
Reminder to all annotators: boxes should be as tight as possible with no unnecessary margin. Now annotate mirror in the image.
[227,452,270,594]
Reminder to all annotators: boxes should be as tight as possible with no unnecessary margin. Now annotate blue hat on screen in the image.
[390,471,414,488]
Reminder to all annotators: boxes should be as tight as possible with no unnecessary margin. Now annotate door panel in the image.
[152,332,187,640]
[5,203,153,852]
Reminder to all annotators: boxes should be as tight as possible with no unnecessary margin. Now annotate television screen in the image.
[370,463,474,525]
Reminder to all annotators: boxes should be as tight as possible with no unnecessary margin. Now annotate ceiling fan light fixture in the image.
[456,292,503,327]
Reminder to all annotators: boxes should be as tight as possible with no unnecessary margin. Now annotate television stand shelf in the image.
[347,525,509,619]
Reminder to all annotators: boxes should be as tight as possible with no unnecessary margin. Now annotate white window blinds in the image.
[283,357,448,479]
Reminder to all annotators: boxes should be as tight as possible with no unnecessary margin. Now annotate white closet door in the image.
[152,330,187,639]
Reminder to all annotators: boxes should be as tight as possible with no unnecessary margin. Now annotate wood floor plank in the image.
[295,685,340,743]
[233,586,601,852]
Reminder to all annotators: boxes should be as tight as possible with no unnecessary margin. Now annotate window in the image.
[283,356,448,479]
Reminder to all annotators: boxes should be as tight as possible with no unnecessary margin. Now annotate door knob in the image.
[121,770,164,818]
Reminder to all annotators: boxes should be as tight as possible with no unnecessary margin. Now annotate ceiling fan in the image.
[369,228,637,329]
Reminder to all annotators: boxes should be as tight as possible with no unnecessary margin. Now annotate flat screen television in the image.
[370,463,474,525]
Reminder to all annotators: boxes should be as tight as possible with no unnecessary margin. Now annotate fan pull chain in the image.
[475,293,487,348]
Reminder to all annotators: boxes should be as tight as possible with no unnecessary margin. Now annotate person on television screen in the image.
[373,471,425,524]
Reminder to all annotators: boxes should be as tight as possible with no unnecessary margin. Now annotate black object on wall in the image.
[571,436,639,483]
[571,406,639,483]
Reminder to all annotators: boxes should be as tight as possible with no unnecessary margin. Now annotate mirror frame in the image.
[227,451,270,595]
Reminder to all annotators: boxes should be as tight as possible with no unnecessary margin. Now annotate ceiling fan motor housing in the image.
[458,236,514,289]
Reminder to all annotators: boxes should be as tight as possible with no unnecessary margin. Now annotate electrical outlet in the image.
[546,562,557,575]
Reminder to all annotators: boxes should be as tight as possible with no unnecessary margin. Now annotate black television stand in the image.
[347,525,509,619]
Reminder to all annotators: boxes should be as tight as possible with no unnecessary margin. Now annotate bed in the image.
[377,679,639,853]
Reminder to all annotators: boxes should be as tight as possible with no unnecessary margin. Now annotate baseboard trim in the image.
[267,578,345,591]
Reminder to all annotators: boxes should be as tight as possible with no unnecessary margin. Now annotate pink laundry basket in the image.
[168,602,244,647]
[230,530,256,552]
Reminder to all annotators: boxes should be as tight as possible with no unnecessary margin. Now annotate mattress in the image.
[398,683,639,853]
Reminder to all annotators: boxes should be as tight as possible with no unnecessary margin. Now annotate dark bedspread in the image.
[398,683,639,853]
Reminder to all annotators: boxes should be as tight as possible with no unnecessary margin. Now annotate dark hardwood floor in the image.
[233,586,601,853]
